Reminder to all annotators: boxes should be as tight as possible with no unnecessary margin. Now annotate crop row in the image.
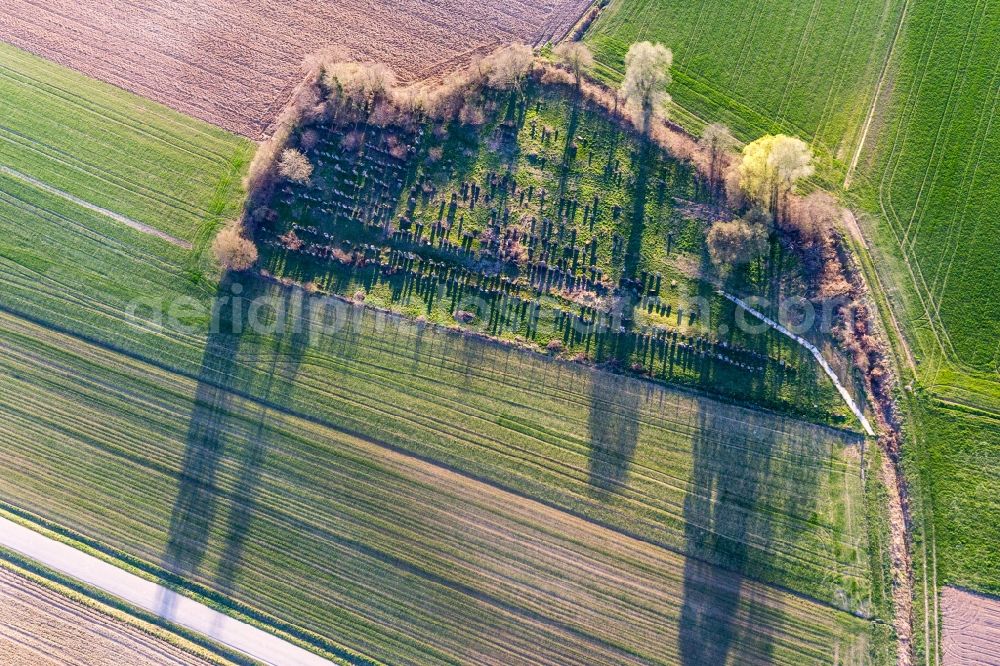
[0,307,873,665]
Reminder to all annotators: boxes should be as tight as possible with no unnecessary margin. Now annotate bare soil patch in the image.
[0,567,208,666]
[0,0,591,139]
[941,586,1000,666]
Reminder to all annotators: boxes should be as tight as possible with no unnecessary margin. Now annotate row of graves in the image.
[274,122,422,237]
[263,223,801,393]
[261,106,803,398]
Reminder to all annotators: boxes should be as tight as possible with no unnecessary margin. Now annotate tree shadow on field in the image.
[678,405,825,664]
[214,282,312,595]
[679,404,772,665]
[587,371,641,493]
[160,274,311,611]
[623,140,655,282]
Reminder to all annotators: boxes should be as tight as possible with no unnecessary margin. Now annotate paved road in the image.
[0,516,335,666]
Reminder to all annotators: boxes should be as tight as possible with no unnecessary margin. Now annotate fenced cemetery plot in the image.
[258,83,853,423]
[0,0,592,139]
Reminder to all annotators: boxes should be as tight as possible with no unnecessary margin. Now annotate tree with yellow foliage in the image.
[738,134,813,218]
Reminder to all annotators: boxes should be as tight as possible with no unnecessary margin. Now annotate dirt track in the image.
[941,586,1000,666]
[0,0,592,139]
[0,567,208,666]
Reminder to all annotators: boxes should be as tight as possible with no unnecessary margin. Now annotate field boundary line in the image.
[844,0,910,189]
[720,291,876,435]
[0,165,192,249]
[0,515,335,666]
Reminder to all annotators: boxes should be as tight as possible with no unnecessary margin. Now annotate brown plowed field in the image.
[0,0,592,139]
[0,567,209,666]
[941,586,1000,666]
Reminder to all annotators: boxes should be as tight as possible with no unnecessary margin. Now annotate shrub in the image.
[458,102,486,126]
[299,128,320,151]
[698,123,736,194]
[552,42,593,86]
[386,135,408,160]
[277,148,313,183]
[786,190,839,241]
[324,61,396,108]
[278,229,303,250]
[368,99,399,127]
[483,44,534,93]
[213,223,258,272]
[341,130,363,152]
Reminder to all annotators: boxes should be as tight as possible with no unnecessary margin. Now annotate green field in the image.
[0,42,252,256]
[907,404,1000,595]
[0,297,881,665]
[0,40,894,666]
[584,0,906,167]
[844,0,1000,621]
[854,0,1000,391]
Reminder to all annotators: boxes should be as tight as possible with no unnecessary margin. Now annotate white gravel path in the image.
[721,291,876,436]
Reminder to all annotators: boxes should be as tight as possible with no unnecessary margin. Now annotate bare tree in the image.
[277,148,313,183]
[302,45,349,75]
[483,44,534,95]
[553,42,594,88]
[786,190,839,241]
[458,101,486,126]
[738,134,814,219]
[698,123,736,195]
[621,41,672,133]
[213,223,258,272]
[324,61,396,109]
[299,128,319,151]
